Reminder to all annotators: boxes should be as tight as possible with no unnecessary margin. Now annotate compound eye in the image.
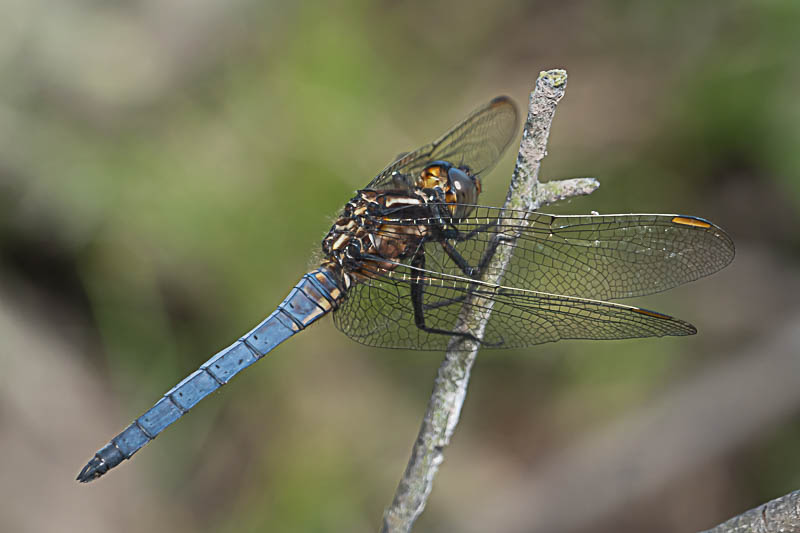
[448,167,478,206]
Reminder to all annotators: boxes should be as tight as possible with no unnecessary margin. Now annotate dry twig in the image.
[699,489,800,532]
[381,69,599,532]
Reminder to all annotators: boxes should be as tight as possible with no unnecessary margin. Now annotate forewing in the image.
[368,206,735,301]
[365,96,518,191]
[332,266,696,351]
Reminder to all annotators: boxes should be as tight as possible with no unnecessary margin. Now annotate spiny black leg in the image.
[409,247,480,343]
[474,233,513,277]
[440,222,511,280]
[442,217,514,282]
[404,190,484,279]
[439,240,479,278]
[424,231,511,312]
[425,237,497,311]
[422,293,467,312]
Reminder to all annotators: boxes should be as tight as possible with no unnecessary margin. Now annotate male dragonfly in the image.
[78,96,735,482]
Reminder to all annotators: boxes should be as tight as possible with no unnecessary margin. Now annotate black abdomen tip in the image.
[76,441,125,483]
[76,455,108,483]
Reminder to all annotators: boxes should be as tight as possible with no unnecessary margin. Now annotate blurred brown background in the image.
[2,1,799,532]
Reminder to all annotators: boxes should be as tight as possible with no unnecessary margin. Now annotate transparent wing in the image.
[333,265,696,351]
[365,96,518,191]
[368,205,735,301]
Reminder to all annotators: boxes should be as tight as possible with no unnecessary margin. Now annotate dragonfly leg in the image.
[409,248,481,343]
[421,293,467,312]
[439,239,480,278]
[420,232,511,314]
[474,232,513,277]
[440,222,512,281]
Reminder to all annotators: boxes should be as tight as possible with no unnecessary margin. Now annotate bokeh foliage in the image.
[1,1,799,532]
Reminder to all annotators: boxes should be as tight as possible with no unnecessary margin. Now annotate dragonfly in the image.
[77,96,735,482]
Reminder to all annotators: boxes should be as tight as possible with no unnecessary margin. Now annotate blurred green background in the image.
[2,1,799,532]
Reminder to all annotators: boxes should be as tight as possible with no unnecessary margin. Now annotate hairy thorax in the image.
[321,162,482,286]
[321,189,428,283]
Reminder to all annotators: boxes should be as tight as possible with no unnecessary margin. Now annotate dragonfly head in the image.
[420,161,480,219]
[447,166,480,217]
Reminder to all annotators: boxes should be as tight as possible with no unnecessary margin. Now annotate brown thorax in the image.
[320,161,482,285]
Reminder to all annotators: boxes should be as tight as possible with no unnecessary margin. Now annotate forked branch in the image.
[380,69,599,533]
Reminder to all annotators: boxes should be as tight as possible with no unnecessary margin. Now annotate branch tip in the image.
[538,68,568,90]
